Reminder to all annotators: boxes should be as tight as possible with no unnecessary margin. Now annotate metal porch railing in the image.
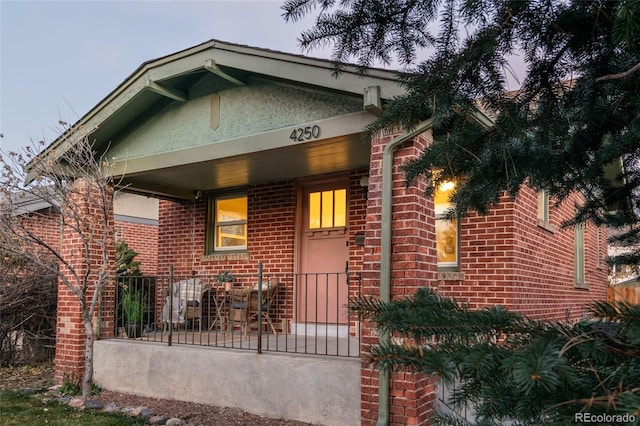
[110,264,361,358]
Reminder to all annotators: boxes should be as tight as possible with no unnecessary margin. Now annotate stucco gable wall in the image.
[109,83,361,160]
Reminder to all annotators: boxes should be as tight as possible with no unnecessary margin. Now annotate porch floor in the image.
[128,328,361,358]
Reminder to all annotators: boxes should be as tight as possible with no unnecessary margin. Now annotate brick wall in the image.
[25,207,158,374]
[361,129,608,425]
[115,220,158,275]
[54,180,115,384]
[157,175,368,332]
[24,208,158,277]
[437,187,608,322]
[157,173,368,278]
[361,130,439,426]
[23,208,62,252]
[23,189,159,384]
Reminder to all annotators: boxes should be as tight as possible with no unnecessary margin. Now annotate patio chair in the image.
[227,278,279,337]
[177,278,210,332]
[161,287,183,331]
[227,286,251,336]
[247,278,279,337]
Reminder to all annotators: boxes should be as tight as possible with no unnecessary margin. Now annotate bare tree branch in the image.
[0,126,116,401]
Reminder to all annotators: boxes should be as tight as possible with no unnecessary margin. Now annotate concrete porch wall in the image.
[93,340,360,426]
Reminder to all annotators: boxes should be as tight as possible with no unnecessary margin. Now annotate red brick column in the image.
[362,130,439,425]
[54,180,115,384]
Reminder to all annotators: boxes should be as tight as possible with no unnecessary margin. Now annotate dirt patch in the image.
[0,363,55,391]
[0,363,312,425]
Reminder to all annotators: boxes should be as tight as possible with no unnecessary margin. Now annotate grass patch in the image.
[0,390,148,425]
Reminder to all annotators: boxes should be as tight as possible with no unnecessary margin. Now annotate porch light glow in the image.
[439,181,455,192]
[434,180,456,210]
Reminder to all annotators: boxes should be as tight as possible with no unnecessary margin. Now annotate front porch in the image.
[96,270,363,425]
[111,270,362,358]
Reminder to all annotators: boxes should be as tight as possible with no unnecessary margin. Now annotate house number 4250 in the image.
[289,125,321,142]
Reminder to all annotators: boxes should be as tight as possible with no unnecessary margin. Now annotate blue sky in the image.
[0,0,337,153]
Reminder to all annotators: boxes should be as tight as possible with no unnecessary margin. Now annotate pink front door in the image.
[298,181,349,324]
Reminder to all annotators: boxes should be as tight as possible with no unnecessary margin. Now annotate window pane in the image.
[436,218,458,265]
[575,223,585,283]
[217,224,247,247]
[217,197,247,222]
[309,188,347,229]
[309,192,321,229]
[435,181,455,215]
[214,195,247,250]
[321,191,334,228]
[538,190,549,222]
[334,189,346,227]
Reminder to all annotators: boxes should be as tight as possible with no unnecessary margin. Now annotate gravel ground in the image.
[0,363,313,425]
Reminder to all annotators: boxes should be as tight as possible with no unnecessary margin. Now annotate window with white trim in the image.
[537,189,556,232]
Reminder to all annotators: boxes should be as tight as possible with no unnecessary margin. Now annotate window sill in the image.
[574,281,590,290]
[537,220,556,233]
[438,271,465,281]
[202,252,250,262]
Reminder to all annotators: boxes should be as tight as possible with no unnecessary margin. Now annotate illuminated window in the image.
[435,181,459,268]
[309,189,346,229]
[207,194,247,252]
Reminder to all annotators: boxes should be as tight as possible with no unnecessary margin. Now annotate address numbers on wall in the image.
[289,125,321,142]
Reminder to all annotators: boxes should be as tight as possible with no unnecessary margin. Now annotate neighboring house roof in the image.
[1,190,156,221]
[13,197,57,216]
[0,189,60,217]
[615,277,640,287]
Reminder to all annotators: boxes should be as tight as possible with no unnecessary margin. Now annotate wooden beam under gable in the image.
[144,78,188,102]
[204,59,246,85]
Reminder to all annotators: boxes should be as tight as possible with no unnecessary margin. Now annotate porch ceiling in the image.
[118,132,370,199]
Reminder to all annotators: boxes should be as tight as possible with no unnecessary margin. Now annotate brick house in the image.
[112,192,159,276]
[41,40,607,425]
[12,192,158,276]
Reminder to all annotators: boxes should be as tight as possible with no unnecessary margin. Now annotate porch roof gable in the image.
[30,39,405,199]
[40,40,403,165]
